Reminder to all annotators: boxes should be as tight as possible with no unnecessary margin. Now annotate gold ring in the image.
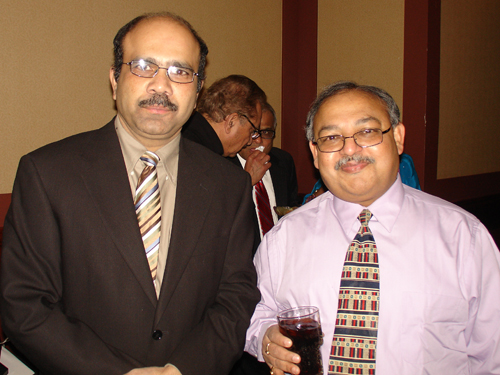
[265,342,271,355]
[270,365,274,375]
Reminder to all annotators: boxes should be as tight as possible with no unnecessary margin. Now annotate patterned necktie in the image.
[134,151,161,284]
[329,209,379,375]
[254,180,274,236]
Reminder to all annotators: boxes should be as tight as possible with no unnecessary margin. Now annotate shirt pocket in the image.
[400,292,468,371]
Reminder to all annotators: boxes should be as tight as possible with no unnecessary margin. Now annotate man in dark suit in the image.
[0,12,260,375]
[230,103,299,375]
[237,102,300,237]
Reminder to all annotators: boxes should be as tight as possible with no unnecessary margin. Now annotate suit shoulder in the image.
[180,137,249,181]
[270,147,292,158]
[28,122,114,160]
[270,147,295,163]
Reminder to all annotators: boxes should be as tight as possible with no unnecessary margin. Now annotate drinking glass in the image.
[277,306,323,375]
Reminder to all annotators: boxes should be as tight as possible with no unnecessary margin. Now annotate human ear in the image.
[393,123,405,155]
[224,113,239,134]
[109,67,118,100]
[309,141,320,170]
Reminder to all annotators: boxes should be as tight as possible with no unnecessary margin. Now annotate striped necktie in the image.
[255,180,274,236]
[134,151,161,284]
[329,209,379,375]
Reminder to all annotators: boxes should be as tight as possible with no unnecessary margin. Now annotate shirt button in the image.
[152,330,163,340]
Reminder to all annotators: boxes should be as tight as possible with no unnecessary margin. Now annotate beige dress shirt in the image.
[115,117,179,298]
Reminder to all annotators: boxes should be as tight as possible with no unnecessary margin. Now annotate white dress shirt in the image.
[237,154,278,238]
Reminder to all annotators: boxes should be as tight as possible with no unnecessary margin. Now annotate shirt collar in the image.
[114,116,180,185]
[332,174,404,234]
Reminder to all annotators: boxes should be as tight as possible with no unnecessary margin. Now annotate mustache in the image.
[335,154,375,170]
[139,94,178,111]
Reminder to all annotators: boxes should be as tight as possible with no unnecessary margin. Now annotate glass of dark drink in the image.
[277,306,323,375]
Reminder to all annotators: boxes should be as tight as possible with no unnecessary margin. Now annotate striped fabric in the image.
[329,209,379,375]
[134,151,161,284]
[255,180,274,236]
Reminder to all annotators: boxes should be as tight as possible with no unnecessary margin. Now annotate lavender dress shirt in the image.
[245,175,500,374]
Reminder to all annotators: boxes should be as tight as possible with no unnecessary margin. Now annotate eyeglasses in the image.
[259,129,276,140]
[238,113,261,140]
[312,127,392,153]
[123,60,199,83]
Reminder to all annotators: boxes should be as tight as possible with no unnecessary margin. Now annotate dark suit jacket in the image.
[268,147,300,208]
[181,111,224,156]
[0,120,260,375]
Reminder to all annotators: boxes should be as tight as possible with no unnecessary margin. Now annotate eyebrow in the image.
[317,116,383,137]
[355,116,382,126]
[319,116,382,131]
[135,57,194,71]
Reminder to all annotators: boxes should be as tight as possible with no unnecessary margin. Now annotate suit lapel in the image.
[79,121,157,306]
[154,138,215,320]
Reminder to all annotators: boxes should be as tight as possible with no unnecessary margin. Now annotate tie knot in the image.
[358,209,372,227]
[140,151,160,167]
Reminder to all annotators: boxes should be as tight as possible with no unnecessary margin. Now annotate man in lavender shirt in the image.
[245,81,500,375]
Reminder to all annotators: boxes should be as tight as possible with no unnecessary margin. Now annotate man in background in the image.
[237,102,300,239]
[245,82,500,374]
[1,12,259,375]
[182,74,266,157]
[230,102,300,375]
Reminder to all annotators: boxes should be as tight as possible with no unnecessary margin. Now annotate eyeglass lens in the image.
[127,60,196,83]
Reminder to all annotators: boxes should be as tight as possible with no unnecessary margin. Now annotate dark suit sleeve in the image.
[166,173,260,375]
[0,155,138,375]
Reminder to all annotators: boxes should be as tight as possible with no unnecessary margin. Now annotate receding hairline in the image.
[125,15,198,43]
[122,16,201,64]
[316,89,390,118]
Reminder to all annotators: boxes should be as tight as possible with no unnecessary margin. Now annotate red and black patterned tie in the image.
[329,209,379,375]
[134,151,161,285]
[254,180,274,236]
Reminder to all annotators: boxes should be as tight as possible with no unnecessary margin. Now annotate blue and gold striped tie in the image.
[329,209,379,375]
[134,151,161,285]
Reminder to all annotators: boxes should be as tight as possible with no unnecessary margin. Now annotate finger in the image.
[273,358,301,375]
[268,364,286,375]
[267,325,292,348]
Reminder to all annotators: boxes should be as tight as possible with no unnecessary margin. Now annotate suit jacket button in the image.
[152,330,163,340]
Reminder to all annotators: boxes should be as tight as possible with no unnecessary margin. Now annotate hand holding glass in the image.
[277,306,323,375]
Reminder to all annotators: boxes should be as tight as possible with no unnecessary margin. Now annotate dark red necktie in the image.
[255,180,274,236]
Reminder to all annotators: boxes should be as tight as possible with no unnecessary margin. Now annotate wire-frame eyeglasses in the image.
[312,127,392,153]
[123,59,200,83]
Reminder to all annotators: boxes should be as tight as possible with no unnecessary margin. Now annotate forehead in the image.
[261,111,275,129]
[314,90,389,133]
[123,18,200,67]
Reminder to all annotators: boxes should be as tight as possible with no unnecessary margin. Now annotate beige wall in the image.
[0,0,282,193]
[317,1,404,113]
[438,0,500,179]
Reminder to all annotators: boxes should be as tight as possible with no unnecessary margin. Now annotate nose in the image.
[147,69,173,95]
[253,135,263,144]
[341,136,361,155]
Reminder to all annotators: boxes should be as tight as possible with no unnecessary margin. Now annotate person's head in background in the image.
[239,102,277,160]
[197,75,267,157]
